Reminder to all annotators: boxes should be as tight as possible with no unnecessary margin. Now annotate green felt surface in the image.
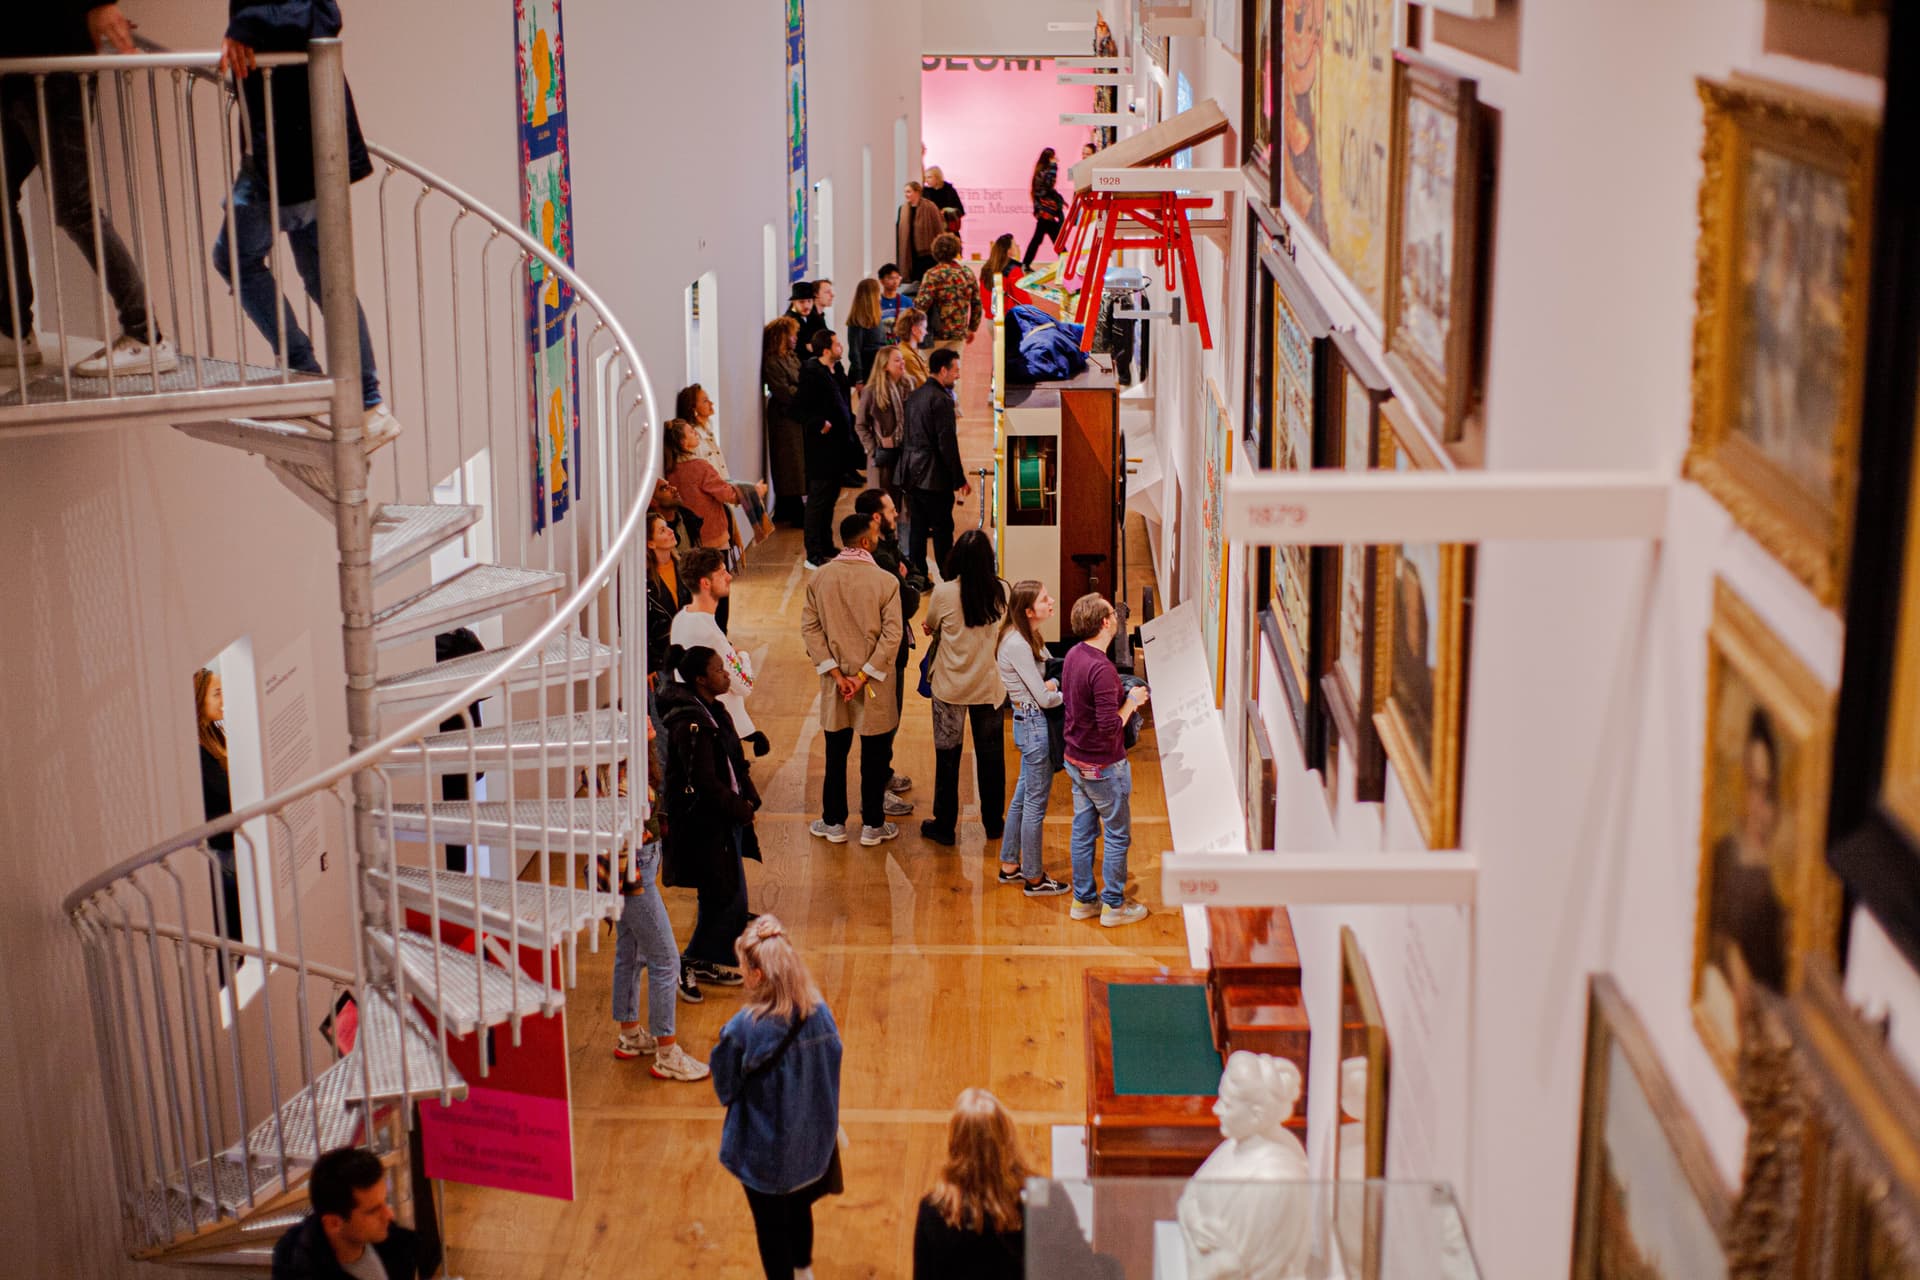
[1107,983,1223,1096]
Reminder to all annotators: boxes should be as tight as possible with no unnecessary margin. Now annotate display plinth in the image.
[1085,968,1225,1178]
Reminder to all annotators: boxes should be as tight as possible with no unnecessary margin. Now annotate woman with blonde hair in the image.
[857,343,911,497]
[912,1088,1033,1278]
[844,277,887,383]
[892,307,930,387]
[712,916,844,1280]
[762,315,806,525]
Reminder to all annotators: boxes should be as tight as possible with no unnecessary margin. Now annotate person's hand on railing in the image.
[87,4,139,55]
[218,37,258,80]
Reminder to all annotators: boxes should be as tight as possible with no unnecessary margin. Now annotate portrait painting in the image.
[1323,336,1391,801]
[1280,0,1395,314]
[1686,78,1875,605]
[1373,402,1471,848]
[1244,0,1276,189]
[1691,581,1837,1084]
[1571,979,1731,1280]
[1384,54,1483,445]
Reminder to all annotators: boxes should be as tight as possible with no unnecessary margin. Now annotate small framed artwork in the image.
[1242,0,1279,205]
[1264,242,1335,767]
[1244,702,1276,851]
[1685,77,1877,606]
[1383,51,1485,447]
[1200,379,1235,707]
[1373,401,1474,849]
[1691,580,1839,1085]
[1321,331,1393,804]
[1333,927,1389,1278]
[1570,976,1732,1280]
[1244,220,1278,467]
[1829,10,1920,968]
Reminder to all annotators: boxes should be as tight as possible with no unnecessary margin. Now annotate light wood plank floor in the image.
[441,333,1175,1278]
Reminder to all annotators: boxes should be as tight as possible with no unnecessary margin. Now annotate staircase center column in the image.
[308,39,383,927]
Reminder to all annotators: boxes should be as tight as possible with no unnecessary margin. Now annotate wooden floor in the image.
[441,333,1178,1278]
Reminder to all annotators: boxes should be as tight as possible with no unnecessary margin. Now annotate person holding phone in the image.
[1060,594,1149,927]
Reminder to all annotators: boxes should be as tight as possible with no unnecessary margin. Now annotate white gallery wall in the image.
[1070,3,1920,1279]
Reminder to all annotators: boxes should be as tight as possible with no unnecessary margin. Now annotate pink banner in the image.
[920,56,1094,262]
[421,1085,574,1201]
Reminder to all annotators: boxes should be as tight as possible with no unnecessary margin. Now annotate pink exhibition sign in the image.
[920,56,1095,262]
[420,1085,574,1200]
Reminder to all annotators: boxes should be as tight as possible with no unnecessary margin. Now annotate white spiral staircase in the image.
[3,43,659,1271]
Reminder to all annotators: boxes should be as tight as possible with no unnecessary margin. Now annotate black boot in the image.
[922,746,962,845]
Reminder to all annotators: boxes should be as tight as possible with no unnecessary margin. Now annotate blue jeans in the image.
[1067,756,1132,909]
[610,843,678,1037]
[212,172,382,408]
[1002,709,1053,879]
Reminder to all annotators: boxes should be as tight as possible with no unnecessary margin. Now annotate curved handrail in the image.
[62,141,659,916]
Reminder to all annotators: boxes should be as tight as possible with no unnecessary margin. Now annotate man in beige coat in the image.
[803,511,908,846]
[895,181,946,284]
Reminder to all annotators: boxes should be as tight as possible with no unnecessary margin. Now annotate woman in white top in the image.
[996,581,1068,895]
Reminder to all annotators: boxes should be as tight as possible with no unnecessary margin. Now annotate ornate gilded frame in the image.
[1383,52,1483,447]
[1571,976,1733,1280]
[1334,927,1390,1280]
[1690,580,1840,1086]
[1373,401,1472,849]
[1685,78,1877,607]
[1321,332,1392,804]
[1242,0,1279,206]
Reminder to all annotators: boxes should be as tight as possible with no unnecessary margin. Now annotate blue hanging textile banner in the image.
[787,0,809,282]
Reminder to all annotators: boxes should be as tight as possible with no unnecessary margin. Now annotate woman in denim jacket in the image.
[712,916,844,1280]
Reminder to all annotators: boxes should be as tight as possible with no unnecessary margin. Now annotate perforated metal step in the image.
[166,1156,286,1218]
[265,457,336,519]
[175,416,334,467]
[374,633,614,711]
[366,864,622,950]
[373,798,632,855]
[384,710,630,773]
[367,925,560,1036]
[0,355,331,431]
[373,564,565,648]
[372,503,481,582]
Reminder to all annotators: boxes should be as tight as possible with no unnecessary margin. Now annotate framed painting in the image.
[1383,52,1484,447]
[1264,243,1335,767]
[1245,702,1276,851]
[1333,927,1389,1279]
[1685,77,1877,606]
[1321,331,1393,803]
[1571,976,1733,1280]
[1245,221,1277,467]
[1278,0,1399,318]
[1691,580,1839,1086]
[1201,378,1234,707]
[1373,400,1473,849]
[1829,4,1920,970]
[1243,0,1278,203]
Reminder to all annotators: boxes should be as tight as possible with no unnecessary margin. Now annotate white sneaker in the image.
[860,821,900,846]
[73,334,178,378]
[0,332,42,366]
[883,794,914,816]
[613,1027,656,1060]
[362,406,403,454]
[809,819,849,844]
[1070,898,1102,921]
[650,1041,711,1082]
[1100,901,1149,928]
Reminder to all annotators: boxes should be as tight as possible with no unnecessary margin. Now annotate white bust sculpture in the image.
[1175,1051,1312,1280]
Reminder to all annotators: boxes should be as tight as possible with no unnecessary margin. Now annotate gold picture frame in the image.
[1883,389,1920,843]
[1372,401,1473,849]
[1685,78,1877,606]
[1334,927,1389,1280]
[1571,976,1733,1280]
[1690,580,1839,1087]
[1323,331,1393,804]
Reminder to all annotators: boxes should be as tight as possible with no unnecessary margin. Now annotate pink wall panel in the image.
[920,56,1095,262]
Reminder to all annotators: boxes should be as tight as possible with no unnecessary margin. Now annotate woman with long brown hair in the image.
[980,233,1035,314]
[712,915,844,1280]
[891,308,930,387]
[1027,147,1066,266]
[857,343,911,499]
[844,277,887,383]
[921,530,1010,846]
[194,668,244,951]
[996,580,1067,895]
[762,315,806,525]
[912,1088,1034,1278]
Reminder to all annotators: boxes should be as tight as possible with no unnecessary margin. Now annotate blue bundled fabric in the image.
[1006,304,1088,383]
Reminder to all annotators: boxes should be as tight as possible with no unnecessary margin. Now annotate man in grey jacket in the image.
[897,347,967,580]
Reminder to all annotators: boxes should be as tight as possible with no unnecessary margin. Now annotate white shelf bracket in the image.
[1162,851,1480,908]
[1061,112,1134,127]
[1059,72,1130,85]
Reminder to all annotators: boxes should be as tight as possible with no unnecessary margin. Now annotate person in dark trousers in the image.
[898,347,968,580]
[796,328,855,568]
[644,512,689,685]
[659,645,761,994]
[787,281,821,348]
[762,315,806,526]
[215,0,399,451]
[712,916,844,1280]
[920,530,1009,847]
[434,627,486,872]
[271,1146,437,1280]
[1027,147,1066,267]
[0,3,176,377]
[855,488,923,726]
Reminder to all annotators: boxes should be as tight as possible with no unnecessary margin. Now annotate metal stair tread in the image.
[166,1155,286,1217]
[375,633,614,709]
[0,355,331,429]
[371,503,481,582]
[373,563,565,647]
[366,924,560,1036]
[175,415,334,467]
[367,864,622,948]
[385,709,630,772]
[374,797,633,853]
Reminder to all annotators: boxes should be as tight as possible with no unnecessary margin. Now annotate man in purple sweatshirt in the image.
[1060,593,1151,927]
